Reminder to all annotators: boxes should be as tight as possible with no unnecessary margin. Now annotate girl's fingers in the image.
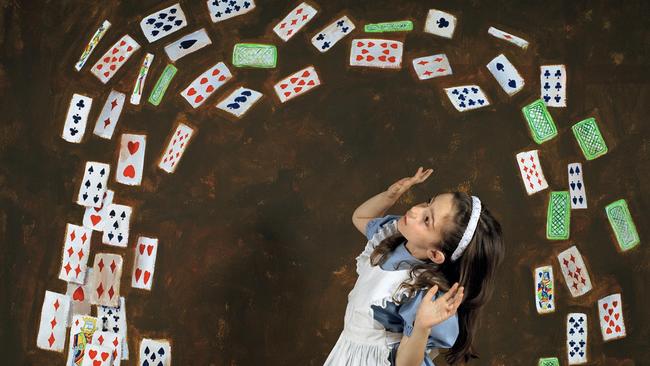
[441,283,459,301]
[427,285,439,301]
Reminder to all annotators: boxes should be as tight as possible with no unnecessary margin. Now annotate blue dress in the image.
[365,215,459,366]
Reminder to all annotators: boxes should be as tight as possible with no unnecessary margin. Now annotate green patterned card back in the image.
[364,20,413,32]
[546,191,570,240]
[572,117,608,160]
[148,64,177,106]
[538,357,560,366]
[232,43,277,68]
[605,199,640,251]
[522,99,558,144]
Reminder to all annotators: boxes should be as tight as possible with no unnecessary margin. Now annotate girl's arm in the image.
[395,323,431,366]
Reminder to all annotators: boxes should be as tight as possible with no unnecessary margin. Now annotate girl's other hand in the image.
[414,283,464,331]
[386,167,433,200]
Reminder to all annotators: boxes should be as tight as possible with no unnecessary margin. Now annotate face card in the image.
[232,43,277,68]
[444,85,490,112]
[164,28,212,62]
[605,199,640,251]
[91,331,122,366]
[102,204,132,247]
[486,54,525,96]
[139,338,171,366]
[140,3,187,43]
[75,20,111,71]
[90,35,140,84]
[97,297,129,360]
[522,99,558,144]
[62,94,93,143]
[424,9,456,39]
[311,15,355,53]
[130,53,154,105]
[534,265,555,314]
[566,313,588,365]
[567,163,587,209]
[411,53,452,80]
[180,62,233,108]
[597,293,626,341]
[66,269,92,326]
[487,26,529,49]
[66,315,98,366]
[273,65,321,103]
[216,87,263,118]
[541,64,566,107]
[273,2,318,42]
[115,134,146,186]
[349,39,403,69]
[36,291,70,352]
[83,190,115,232]
[58,223,93,284]
[557,246,592,298]
[132,236,159,290]
[208,0,256,23]
[159,123,195,173]
[515,150,549,195]
[571,117,608,160]
[77,162,110,208]
[81,344,113,366]
[93,90,125,140]
[546,191,571,240]
[89,253,123,307]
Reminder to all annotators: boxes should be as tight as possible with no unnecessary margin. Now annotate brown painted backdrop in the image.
[1,0,648,364]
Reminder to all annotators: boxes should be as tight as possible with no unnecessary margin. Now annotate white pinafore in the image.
[324,219,423,366]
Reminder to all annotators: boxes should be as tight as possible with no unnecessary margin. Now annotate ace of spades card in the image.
[164,28,212,62]
[208,0,256,23]
[311,15,355,52]
[557,246,593,297]
[97,296,129,360]
[486,53,525,96]
[444,85,490,112]
[180,62,233,108]
[83,190,114,232]
[62,93,93,143]
[115,133,146,186]
[36,291,70,352]
[597,293,626,341]
[58,223,92,284]
[216,86,263,118]
[77,161,110,208]
[140,3,187,43]
[90,35,140,84]
[139,338,171,366]
[102,203,132,247]
[89,253,123,307]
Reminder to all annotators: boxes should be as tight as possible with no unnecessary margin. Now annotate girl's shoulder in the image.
[365,214,402,240]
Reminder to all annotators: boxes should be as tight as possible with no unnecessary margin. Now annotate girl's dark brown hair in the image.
[369,191,505,364]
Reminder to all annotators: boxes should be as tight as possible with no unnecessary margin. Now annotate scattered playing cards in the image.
[541,64,566,107]
[91,331,122,365]
[180,62,233,108]
[557,245,592,297]
[75,20,111,71]
[132,236,159,290]
[534,265,555,314]
[159,122,195,173]
[97,297,129,359]
[102,203,132,247]
[273,2,318,42]
[444,85,490,112]
[130,53,154,105]
[36,290,70,352]
[424,9,456,39]
[139,338,171,366]
[90,34,140,84]
[66,315,99,365]
[62,93,93,143]
[77,161,110,208]
[364,20,412,33]
[58,223,92,284]
[515,150,549,195]
[312,16,355,53]
[164,28,212,61]
[349,39,403,69]
[65,269,93,325]
[81,343,113,366]
[216,86,263,118]
[572,117,608,160]
[546,191,571,240]
[148,64,177,106]
[93,90,125,140]
[487,26,529,49]
[208,0,256,23]
[521,99,558,144]
[412,54,452,80]
[597,293,626,341]
[232,43,277,68]
[89,253,123,307]
[605,199,640,251]
[140,3,187,43]
[567,163,587,209]
[115,133,146,186]
[486,54,524,96]
[566,313,588,364]
[273,65,321,103]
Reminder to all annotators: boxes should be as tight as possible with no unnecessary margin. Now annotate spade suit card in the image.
[541,64,567,107]
[62,93,93,143]
[97,297,129,360]
[412,54,452,80]
[273,2,318,42]
[567,163,587,209]
[208,0,256,23]
[139,338,171,366]
[83,190,114,232]
[132,236,159,290]
[102,203,132,247]
[58,223,92,284]
[444,85,490,112]
[216,87,263,118]
[140,3,187,43]
[273,65,321,103]
[77,162,110,208]
[115,133,146,186]
[93,90,125,140]
[164,28,212,62]
[180,62,232,108]
[597,293,626,341]
[36,290,70,352]
[486,54,525,96]
[90,35,140,84]
[89,253,123,307]
[159,122,195,173]
[311,15,355,53]
[349,39,403,69]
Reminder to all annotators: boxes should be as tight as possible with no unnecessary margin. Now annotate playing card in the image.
[208,0,256,23]
[36,291,70,352]
[534,265,555,314]
[89,253,123,307]
[522,99,558,144]
[130,53,154,105]
[216,86,263,118]
[546,191,571,240]
[572,117,608,160]
[444,85,490,112]
[597,293,626,341]
[311,15,355,53]
[541,65,566,107]
[132,236,159,290]
[83,190,114,232]
[164,28,212,62]
[364,20,413,33]
[566,313,588,364]
[90,35,140,84]
[487,26,529,49]
[75,20,111,71]
[273,2,318,42]
[232,43,277,68]
[486,54,525,96]
[411,53,452,80]
[349,39,403,69]
[66,315,98,366]
[102,204,132,247]
[538,358,560,366]
[424,9,456,39]
[81,344,113,366]
[62,93,93,143]
[567,163,587,209]
[148,64,177,107]
[557,246,592,297]
[180,62,233,108]
[115,133,146,186]
[139,338,171,366]
[97,297,129,360]
[58,223,93,284]
[140,3,187,43]
[273,65,321,103]
[76,162,110,208]
[515,150,549,195]
[605,199,640,251]
[93,90,125,140]
[158,122,195,173]
[65,269,92,326]
[91,331,122,366]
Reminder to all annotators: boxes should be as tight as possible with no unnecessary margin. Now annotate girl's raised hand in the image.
[414,283,464,331]
[386,167,434,200]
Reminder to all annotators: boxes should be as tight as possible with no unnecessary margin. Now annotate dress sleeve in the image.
[365,215,402,240]
[398,289,460,349]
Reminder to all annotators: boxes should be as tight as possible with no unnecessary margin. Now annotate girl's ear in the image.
[427,248,446,264]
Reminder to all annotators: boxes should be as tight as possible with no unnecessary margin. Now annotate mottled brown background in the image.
[1,0,648,365]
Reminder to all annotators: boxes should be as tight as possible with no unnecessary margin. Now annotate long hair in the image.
[369,192,505,364]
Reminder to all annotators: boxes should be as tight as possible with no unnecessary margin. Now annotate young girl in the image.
[324,167,505,365]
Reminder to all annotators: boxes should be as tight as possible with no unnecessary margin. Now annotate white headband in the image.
[451,196,482,262]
